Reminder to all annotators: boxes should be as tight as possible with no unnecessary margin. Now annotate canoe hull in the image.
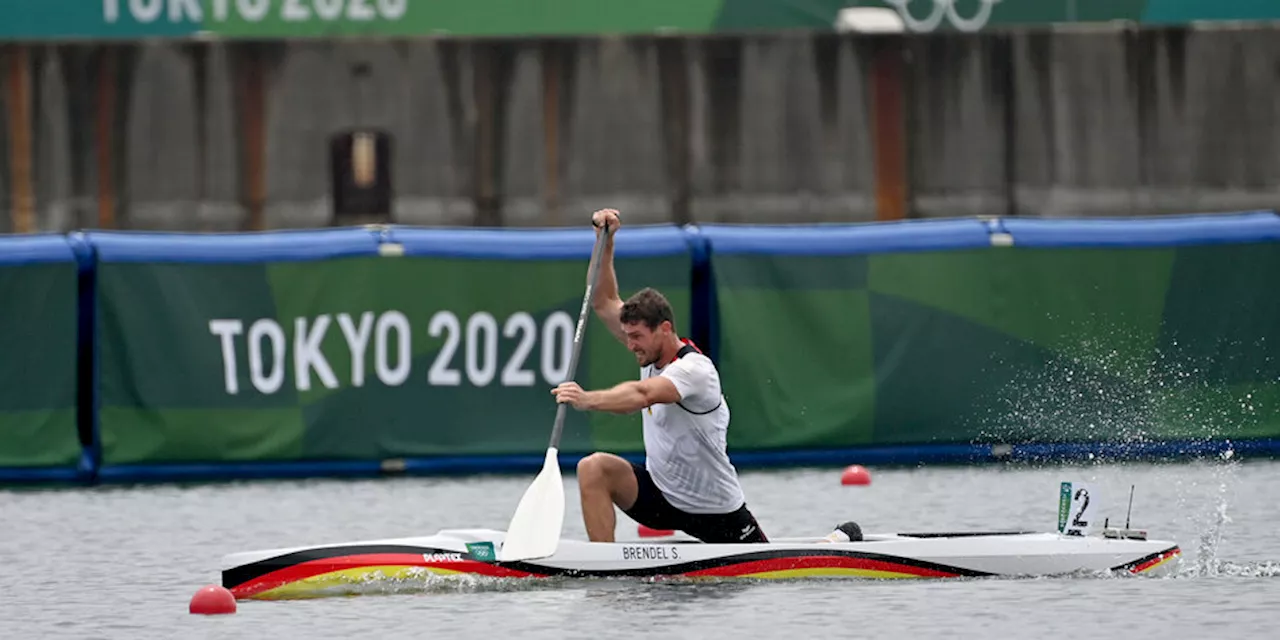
[220,527,1182,600]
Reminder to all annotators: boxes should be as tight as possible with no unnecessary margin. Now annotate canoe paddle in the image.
[499,222,612,562]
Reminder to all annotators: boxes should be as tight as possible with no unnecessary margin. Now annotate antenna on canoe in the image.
[1124,484,1135,529]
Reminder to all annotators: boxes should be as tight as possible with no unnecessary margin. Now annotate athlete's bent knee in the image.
[577,453,636,505]
[576,453,612,488]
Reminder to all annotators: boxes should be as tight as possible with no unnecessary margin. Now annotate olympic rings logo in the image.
[881,0,1004,32]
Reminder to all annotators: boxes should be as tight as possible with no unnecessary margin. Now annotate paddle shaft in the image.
[547,224,611,449]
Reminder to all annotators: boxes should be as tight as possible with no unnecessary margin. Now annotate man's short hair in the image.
[619,287,675,331]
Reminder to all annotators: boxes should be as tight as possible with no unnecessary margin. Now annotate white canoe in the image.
[220,522,1182,600]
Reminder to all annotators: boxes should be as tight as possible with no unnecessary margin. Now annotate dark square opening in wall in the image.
[330,129,392,224]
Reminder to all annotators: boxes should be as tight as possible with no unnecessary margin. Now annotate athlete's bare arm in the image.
[590,209,628,345]
[552,377,682,415]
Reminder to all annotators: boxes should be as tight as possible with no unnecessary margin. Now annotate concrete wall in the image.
[2,24,1279,232]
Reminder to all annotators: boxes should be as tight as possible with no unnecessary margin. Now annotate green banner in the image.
[704,219,1280,452]
[846,0,1280,33]
[4,0,1277,41]
[0,0,196,39]
[0,0,746,40]
[207,0,728,38]
[89,227,691,467]
[6,215,1278,480]
[0,237,81,471]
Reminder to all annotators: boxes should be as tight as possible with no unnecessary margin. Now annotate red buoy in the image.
[840,464,871,486]
[189,585,237,615]
[638,524,675,538]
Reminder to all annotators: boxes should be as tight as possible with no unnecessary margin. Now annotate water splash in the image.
[957,317,1280,580]
[1174,448,1246,579]
[1178,560,1280,579]
[970,317,1268,459]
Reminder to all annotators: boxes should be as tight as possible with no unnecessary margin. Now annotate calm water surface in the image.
[3,456,1278,639]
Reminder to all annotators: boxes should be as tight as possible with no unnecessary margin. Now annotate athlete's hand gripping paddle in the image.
[499,221,612,562]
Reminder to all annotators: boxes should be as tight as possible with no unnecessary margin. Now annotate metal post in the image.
[6,45,35,233]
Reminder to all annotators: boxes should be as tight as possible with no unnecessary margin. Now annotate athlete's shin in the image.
[580,487,617,543]
[577,458,616,542]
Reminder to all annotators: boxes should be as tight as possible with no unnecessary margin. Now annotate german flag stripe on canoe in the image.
[225,543,1184,598]
[1116,547,1182,574]
[224,544,997,597]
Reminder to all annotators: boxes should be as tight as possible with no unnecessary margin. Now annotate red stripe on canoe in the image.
[681,555,963,578]
[232,553,541,597]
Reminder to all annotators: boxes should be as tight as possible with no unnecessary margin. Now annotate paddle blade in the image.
[499,448,565,562]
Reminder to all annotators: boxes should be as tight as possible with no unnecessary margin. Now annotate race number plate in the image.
[1058,481,1100,536]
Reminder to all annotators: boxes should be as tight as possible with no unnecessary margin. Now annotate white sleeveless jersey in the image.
[639,346,746,514]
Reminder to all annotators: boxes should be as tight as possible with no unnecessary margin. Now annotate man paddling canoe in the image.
[551,208,769,544]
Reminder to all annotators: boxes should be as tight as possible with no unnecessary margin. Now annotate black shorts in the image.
[622,461,768,544]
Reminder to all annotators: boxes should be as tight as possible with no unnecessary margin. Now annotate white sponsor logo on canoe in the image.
[621,545,679,561]
[422,552,464,563]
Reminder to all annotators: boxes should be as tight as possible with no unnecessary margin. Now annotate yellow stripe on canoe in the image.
[251,565,472,600]
[248,564,939,599]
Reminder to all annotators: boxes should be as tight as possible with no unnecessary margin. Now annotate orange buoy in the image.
[840,464,871,486]
[638,524,675,538]
[189,584,237,615]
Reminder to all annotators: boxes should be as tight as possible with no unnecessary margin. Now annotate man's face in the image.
[623,321,668,367]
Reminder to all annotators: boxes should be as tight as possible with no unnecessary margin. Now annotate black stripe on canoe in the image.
[222,544,482,589]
